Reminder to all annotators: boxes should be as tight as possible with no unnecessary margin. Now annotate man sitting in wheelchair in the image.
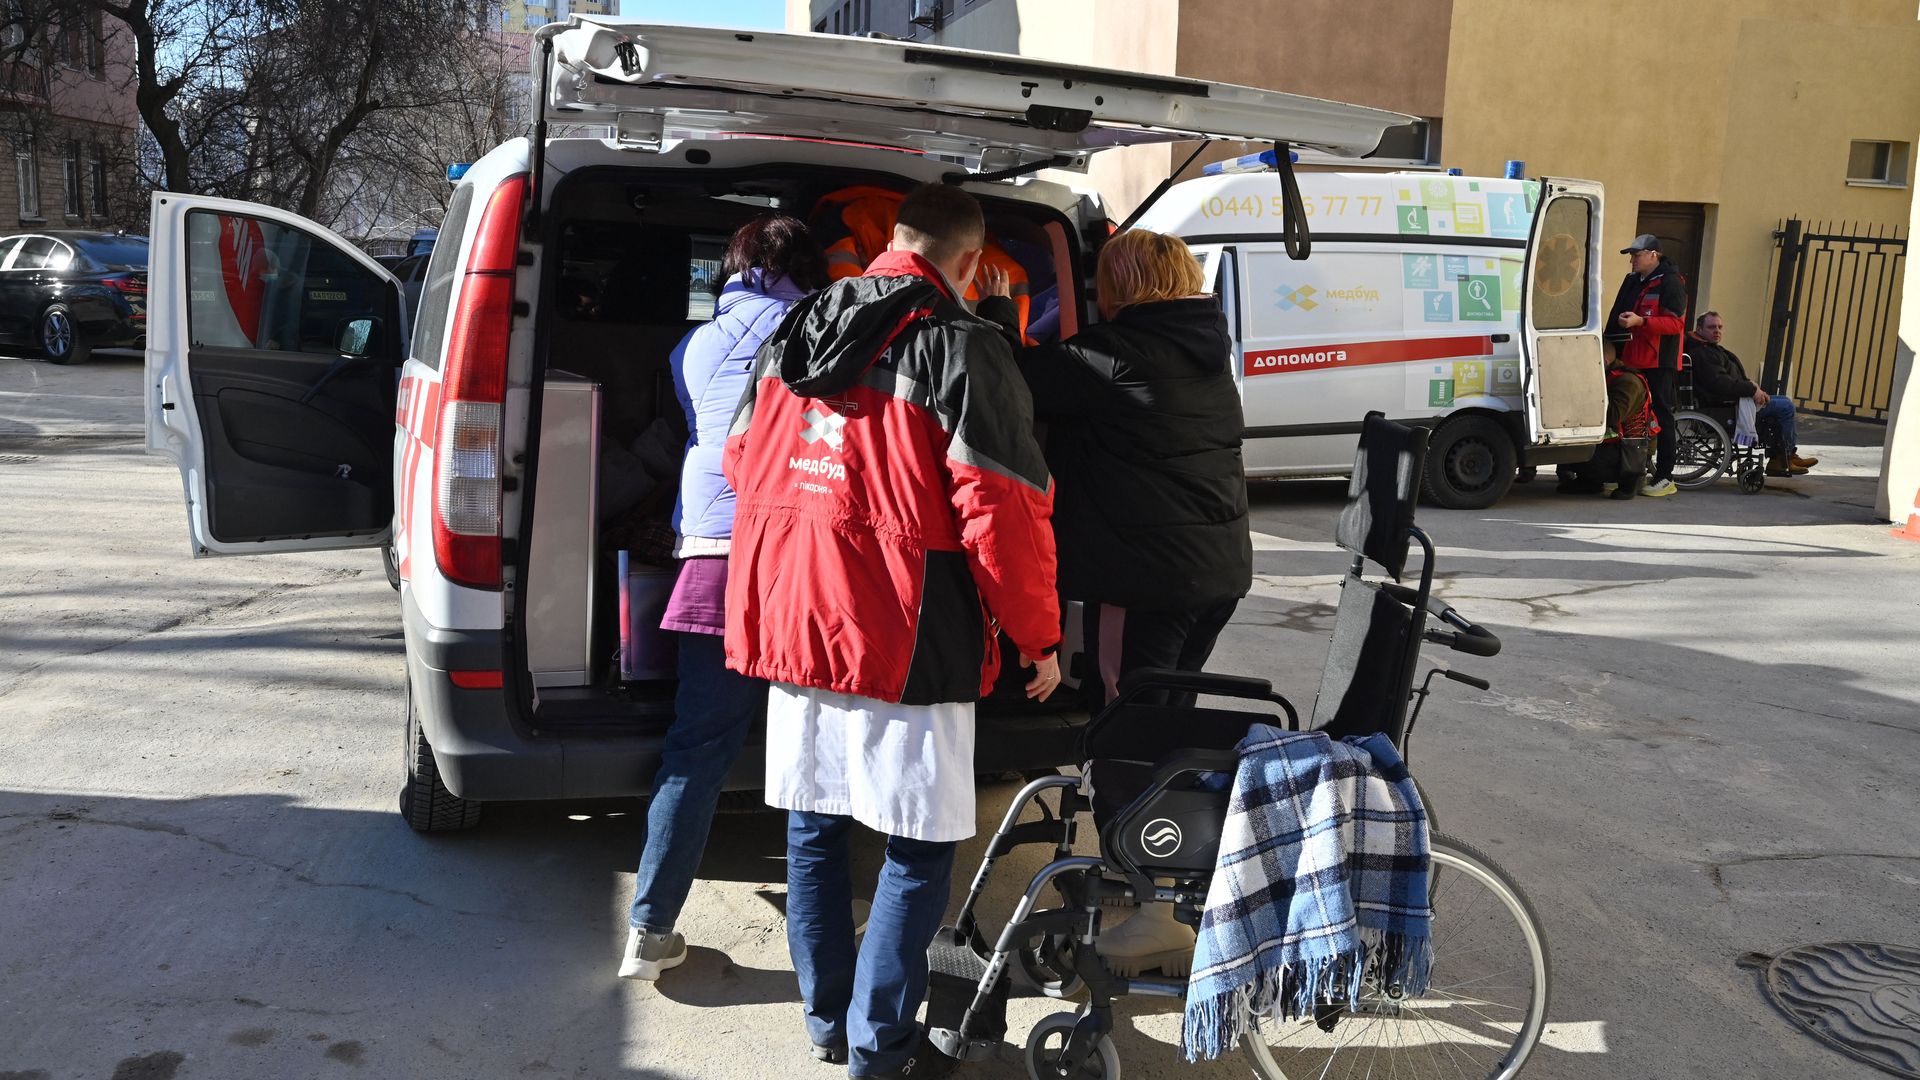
[1688,312,1818,477]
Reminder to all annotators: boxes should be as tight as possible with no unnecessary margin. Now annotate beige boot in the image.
[1096,898,1196,977]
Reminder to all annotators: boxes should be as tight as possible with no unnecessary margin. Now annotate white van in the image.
[143,20,1596,830]
[1138,168,1609,508]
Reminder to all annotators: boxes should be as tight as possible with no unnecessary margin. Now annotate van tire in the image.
[382,545,401,591]
[1423,415,1517,510]
[401,686,483,832]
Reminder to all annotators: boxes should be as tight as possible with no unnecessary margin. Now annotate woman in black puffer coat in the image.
[983,228,1251,712]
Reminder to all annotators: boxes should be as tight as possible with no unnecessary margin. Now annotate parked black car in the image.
[0,231,148,364]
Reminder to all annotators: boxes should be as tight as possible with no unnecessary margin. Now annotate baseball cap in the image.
[1620,233,1661,254]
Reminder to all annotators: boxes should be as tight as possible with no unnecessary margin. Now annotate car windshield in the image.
[73,235,149,270]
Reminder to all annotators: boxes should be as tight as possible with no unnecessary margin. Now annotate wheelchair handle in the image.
[1442,669,1491,691]
[1381,583,1503,658]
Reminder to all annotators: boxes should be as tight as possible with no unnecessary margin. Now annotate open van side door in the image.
[146,193,404,556]
[1520,178,1608,447]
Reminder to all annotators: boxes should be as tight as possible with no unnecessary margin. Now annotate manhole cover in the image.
[1747,942,1920,1077]
[0,453,38,465]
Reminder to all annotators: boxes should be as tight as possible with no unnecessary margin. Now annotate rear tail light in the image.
[105,274,147,295]
[432,175,526,591]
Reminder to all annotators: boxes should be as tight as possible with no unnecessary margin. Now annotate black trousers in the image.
[1643,367,1678,482]
[1079,598,1239,711]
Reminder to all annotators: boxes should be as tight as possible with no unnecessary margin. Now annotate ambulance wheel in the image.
[1423,415,1517,510]
[382,545,401,591]
[400,683,483,833]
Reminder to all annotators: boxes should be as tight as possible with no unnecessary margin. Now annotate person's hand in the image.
[1753,387,1771,407]
[1618,311,1645,330]
[1021,652,1062,702]
[978,263,1012,299]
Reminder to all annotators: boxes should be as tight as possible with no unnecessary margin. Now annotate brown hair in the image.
[723,212,829,292]
[893,183,986,265]
[1696,310,1722,330]
[1097,229,1206,314]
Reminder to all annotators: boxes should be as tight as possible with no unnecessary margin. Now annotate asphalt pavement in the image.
[2,351,1916,1079]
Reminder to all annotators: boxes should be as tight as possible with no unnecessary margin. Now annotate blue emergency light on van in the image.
[446,163,472,182]
[1505,160,1526,179]
[1200,148,1300,176]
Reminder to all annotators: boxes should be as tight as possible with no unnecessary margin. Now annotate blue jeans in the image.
[628,631,762,933]
[1758,395,1798,454]
[786,811,957,1076]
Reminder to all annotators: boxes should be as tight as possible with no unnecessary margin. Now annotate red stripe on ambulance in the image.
[1244,335,1495,377]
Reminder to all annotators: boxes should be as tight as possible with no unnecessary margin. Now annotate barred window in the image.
[15,135,39,218]
[63,141,80,217]
[88,154,107,217]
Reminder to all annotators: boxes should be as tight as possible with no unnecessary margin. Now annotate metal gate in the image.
[1761,219,1908,422]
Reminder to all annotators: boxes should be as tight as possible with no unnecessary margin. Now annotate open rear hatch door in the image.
[543,19,1410,165]
[1521,177,1609,448]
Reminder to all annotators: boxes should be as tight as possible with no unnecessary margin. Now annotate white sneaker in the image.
[1095,903,1196,978]
[1641,479,1678,497]
[618,927,687,980]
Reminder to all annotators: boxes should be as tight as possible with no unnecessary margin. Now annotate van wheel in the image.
[400,685,483,832]
[382,545,401,591]
[40,304,90,365]
[1423,415,1517,510]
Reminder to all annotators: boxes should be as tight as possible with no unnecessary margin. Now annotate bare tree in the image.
[58,0,502,224]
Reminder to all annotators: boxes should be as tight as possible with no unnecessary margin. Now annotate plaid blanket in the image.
[1182,726,1433,1061]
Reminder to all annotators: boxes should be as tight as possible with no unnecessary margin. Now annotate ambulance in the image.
[140,19,1603,830]
[1136,165,1609,508]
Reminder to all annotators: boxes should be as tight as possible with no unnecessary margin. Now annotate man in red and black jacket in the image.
[724,183,1059,1079]
[1607,234,1689,495]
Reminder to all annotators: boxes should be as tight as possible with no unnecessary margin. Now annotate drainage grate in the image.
[1745,942,1920,1077]
[0,453,39,465]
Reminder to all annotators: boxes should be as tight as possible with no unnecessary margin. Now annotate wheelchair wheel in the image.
[1239,835,1550,1080]
[1739,465,1766,494]
[1014,932,1086,1000]
[1671,411,1728,489]
[1025,1012,1120,1080]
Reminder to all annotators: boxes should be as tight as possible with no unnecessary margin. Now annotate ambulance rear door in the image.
[1520,178,1607,447]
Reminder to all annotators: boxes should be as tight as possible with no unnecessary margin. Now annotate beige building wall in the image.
[1172,0,1449,118]
[1441,0,1920,381]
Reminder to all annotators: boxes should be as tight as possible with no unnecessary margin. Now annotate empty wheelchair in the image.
[924,414,1551,1080]
[1671,355,1784,494]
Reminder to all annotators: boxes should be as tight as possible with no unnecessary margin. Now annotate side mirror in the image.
[336,317,380,357]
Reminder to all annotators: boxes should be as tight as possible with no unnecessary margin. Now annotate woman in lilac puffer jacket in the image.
[620,214,829,982]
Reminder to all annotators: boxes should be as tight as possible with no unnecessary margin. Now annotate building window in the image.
[15,135,39,218]
[62,141,80,217]
[86,12,105,77]
[1847,140,1910,187]
[88,154,107,217]
[814,19,826,32]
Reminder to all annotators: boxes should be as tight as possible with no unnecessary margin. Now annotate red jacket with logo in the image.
[722,251,1060,705]
[1607,258,1688,371]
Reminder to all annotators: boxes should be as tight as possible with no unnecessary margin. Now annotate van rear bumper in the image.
[402,593,1088,802]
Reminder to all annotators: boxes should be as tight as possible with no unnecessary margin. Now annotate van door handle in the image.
[1491,333,1512,343]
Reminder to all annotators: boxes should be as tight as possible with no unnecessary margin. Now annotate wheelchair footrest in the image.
[925,925,1007,1050]
[927,925,990,981]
